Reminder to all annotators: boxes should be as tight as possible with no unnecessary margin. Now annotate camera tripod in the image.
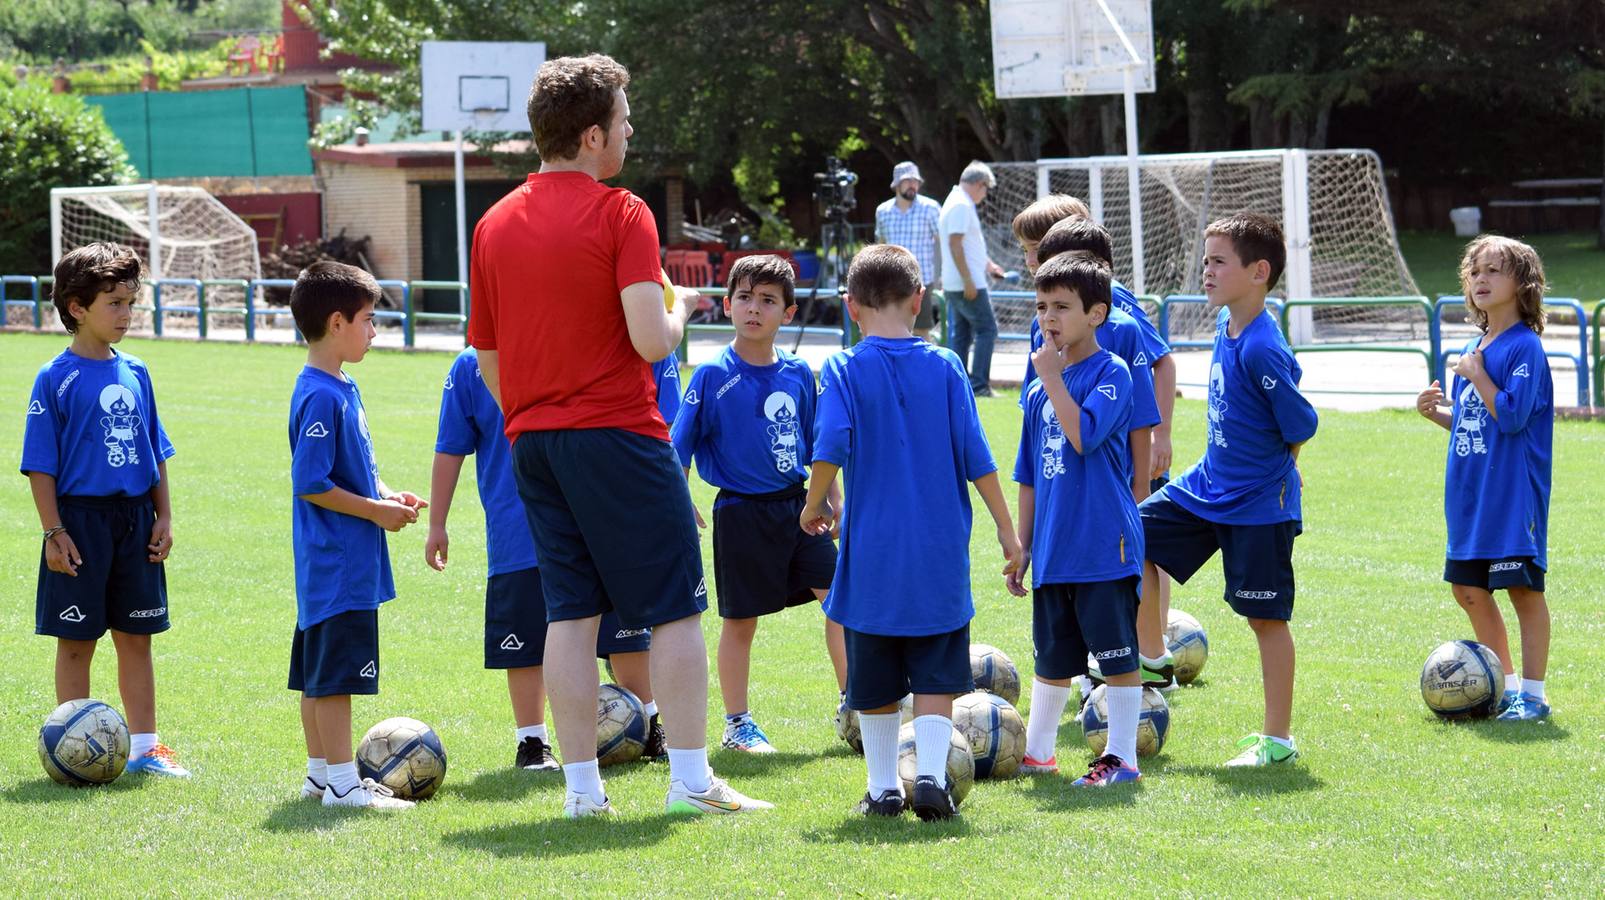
[793,216,857,353]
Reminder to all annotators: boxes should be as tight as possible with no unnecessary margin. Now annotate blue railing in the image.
[1434,296,1590,407]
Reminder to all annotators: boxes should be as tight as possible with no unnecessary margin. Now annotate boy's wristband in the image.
[42,525,66,542]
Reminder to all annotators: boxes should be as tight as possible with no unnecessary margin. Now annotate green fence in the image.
[88,86,313,178]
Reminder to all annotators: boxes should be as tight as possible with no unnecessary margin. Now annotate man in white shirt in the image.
[874,161,943,341]
[939,160,1006,396]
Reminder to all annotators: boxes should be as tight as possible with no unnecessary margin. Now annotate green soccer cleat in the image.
[665,775,774,815]
[1225,733,1299,767]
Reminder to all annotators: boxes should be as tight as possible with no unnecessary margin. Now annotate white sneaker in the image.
[664,775,774,815]
[321,777,415,810]
[300,777,325,800]
[563,790,618,819]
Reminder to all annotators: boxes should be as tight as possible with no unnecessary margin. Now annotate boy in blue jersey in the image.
[22,242,189,778]
[801,245,1021,820]
[287,262,425,809]
[1007,253,1145,786]
[426,351,680,769]
[1139,213,1318,767]
[673,255,847,753]
[1415,235,1553,721]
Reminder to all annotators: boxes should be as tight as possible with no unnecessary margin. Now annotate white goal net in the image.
[982,149,1421,346]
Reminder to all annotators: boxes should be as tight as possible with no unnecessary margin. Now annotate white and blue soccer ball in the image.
[596,683,648,766]
[38,698,129,786]
[357,716,448,800]
[951,691,1026,779]
[1080,685,1171,758]
[969,643,1022,706]
[895,722,974,806]
[1420,640,1502,719]
[1165,609,1210,685]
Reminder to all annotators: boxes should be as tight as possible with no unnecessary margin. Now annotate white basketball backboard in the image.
[991,0,1154,99]
[421,41,546,132]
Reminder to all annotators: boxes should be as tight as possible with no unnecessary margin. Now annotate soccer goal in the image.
[982,149,1421,346]
[50,184,262,284]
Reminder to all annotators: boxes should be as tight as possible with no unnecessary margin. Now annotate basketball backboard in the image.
[991,0,1154,99]
[421,41,546,132]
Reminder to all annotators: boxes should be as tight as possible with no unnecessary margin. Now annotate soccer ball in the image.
[1080,685,1171,758]
[38,699,128,785]
[1420,640,1503,719]
[836,693,915,754]
[356,716,447,800]
[970,644,1021,705]
[895,722,974,806]
[597,683,648,766]
[1166,609,1210,685]
[951,691,1026,779]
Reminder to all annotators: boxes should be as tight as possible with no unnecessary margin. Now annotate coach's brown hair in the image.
[846,244,923,310]
[527,54,630,162]
[52,242,142,333]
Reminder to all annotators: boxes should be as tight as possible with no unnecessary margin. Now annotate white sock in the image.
[1504,673,1520,693]
[1266,734,1294,749]
[724,711,750,724]
[1025,679,1072,761]
[562,759,605,803]
[1104,686,1142,768]
[515,724,547,742]
[666,747,710,793]
[642,700,658,718]
[1073,675,1092,697]
[859,712,902,797]
[1522,679,1546,701]
[912,715,952,781]
[1138,651,1171,667]
[306,757,327,786]
[327,760,359,795]
[130,732,157,760]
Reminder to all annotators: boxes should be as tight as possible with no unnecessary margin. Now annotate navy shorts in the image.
[712,486,837,619]
[1139,488,1298,621]
[1032,578,1140,680]
[486,567,653,668]
[1444,557,1546,593]
[510,428,707,630]
[36,495,169,640]
[1149,474,1170,496]
[289,608,380,698]
[844,624,972,711]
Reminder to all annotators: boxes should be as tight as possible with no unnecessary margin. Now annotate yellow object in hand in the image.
[662,268,676,312]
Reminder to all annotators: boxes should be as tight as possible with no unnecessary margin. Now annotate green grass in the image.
[1,333,1602,895]
[1399,230,1605,302]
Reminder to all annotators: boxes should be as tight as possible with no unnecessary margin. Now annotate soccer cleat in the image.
[973,386,996,398]
[125,743,191,778]
[910,775,958,821]
[1495,693,1551,721]
[515,736,560,771]
[322,778,415,810]
[1496,690,1519,715]
[300,777,326,800]
[1225,733,1299,767]
[855,789,905,817]
[721,717,776,753]
[563,790,617,819]
[642,714,668,761]
[664,775,774,815]
[1141,654,1177,692]
[1072,754,1141,787]
[1018,754,1059,776]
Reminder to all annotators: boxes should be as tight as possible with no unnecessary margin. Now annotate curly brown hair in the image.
[527,54,630,162]
[1458,235,1546,335]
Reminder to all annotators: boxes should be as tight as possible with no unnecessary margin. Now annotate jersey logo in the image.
[694,577,707,598]
[1134,352,1148,366]
[443,373,455,390]
[59,605,86,623]
[27,400,45,416]
[1489,561,1523,573]
[57,369,80,398]
[1453,382,1488,457]
[1512,363,1530,378]
[716,373,742,399]
[98,384,142,469]
[764,392,801,473]
[1039,404,1065,480]
[1207,363,1230,449]
[500,633,524,651]
[359,660,377,678]
[1261,375,1277,390]
[817,379,826,396]
[305,421,330,438]
[1096,383,1118,401]
[684,389,700,406]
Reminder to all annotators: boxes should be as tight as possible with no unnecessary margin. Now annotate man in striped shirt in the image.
[874,161,942,341]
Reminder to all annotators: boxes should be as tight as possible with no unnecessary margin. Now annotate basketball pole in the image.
[1095,0,1146,296]
[453,128,469,286]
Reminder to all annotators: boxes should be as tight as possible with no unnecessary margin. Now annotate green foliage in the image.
[0,0,277,60]
[0,83,136,275]
[38,39,233,94]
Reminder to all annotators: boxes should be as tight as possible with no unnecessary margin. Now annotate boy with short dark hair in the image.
[23,241,188,778]
[1140,213,1318,766]
[672,255,847,753]
[802,244,1021,820]
[287,261,426,808]
[1008,252,1145,785]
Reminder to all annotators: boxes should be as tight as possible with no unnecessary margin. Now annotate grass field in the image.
[1,333,1601,895]
[1398,230,1605,301]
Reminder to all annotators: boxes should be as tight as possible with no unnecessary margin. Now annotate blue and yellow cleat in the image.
[1072,754,1140,787]
[1495,693,1551,721]
[125,744,191,778]
[721,717,776,753]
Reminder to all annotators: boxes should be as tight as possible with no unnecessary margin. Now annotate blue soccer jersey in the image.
[812,336,996,636]
[1444,325,1553,567]
[1112,281,1170,365]
[1167,308,1319,525]
[652,358,683,426]
[672,345,817,494]
[1023,309,1160,431]
[1014,350,1143,586]
[289,366,395,629]
[20,349,175,497]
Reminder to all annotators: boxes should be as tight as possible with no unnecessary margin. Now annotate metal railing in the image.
[1434,296,1591,407]
[1278,297,1437,385]
[1158,295,1285,349]
[675,287,852,362]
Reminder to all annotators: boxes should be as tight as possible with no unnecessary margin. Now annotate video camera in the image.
[813,156,858,222]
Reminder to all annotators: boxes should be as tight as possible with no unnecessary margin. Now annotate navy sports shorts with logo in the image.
[485,567,654,668]
[712,486,837,619]
[1032,578,1140,680]
[1139,488,1298,621]
[288,608,380,697]
[844,624,972,711]
[36,494,169,640]
[511,429,707,630]
[1444,557,1546,593]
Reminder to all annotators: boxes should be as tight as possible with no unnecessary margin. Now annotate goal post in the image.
[50,184,262,284]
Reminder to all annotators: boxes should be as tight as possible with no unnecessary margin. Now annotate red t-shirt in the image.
[468,171,667,441]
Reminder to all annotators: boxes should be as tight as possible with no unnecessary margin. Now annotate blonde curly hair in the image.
[1458,235,1546,335]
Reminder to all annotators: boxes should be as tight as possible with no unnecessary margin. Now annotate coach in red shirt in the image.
[469,54,770,819]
